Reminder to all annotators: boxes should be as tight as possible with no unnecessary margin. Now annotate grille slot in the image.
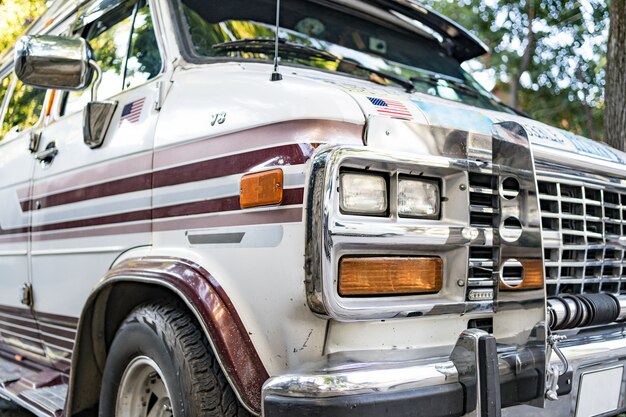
[467,173,499,293]
[469,173,498,227]
[538,175,626,296]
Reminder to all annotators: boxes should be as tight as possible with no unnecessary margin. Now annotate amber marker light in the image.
[240,168,283,209]
[45,90,56,117]
[499,258,544,290]
[338,257,443,297]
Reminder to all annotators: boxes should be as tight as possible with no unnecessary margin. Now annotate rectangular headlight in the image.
[398,177,440,218]
[340,172,388,215]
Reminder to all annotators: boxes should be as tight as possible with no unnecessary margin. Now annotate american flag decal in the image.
[119,98,145,125]
[367,97,413,119]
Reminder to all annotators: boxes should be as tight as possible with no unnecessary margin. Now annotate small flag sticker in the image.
[120,98,145,125]
[367,97,413,119]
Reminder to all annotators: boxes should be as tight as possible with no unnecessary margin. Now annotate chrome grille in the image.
[538,174,626,297]
[468,172,498,291]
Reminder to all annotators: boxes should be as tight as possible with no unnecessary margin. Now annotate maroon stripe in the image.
[153,188,303,219]
[153,195,240,219]
[0,314,38,330]
[22,119,360,201]
[0,226,29,236]
[21,144,311,212]
[27,188,303,235]
[0,235,29,243]
[21,174,152,212]
[153,144,313,188]
[0,305,33,317]
[0,322,41,340]
[39,325,77,341]
[26,153,152,200]
[41,334,75,351]
[31,222,151,242]
[32,208,152,233]
[36,311,79,328]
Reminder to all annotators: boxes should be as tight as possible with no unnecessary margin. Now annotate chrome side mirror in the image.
[15,34,119,149]
[14,35,94,90]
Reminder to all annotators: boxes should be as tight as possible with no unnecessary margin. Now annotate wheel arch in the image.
[66,257,268,416]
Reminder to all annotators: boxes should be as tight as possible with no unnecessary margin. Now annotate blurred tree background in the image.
[0,0,47,53]
[0,0,621,144]
[423,0,609,141]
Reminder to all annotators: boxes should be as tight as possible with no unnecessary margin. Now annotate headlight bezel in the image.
[338,169,442,220]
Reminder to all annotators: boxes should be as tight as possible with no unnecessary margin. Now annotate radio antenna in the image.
[270,0,283,81]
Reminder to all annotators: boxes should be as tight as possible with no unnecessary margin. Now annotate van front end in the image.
[262,118,626,417]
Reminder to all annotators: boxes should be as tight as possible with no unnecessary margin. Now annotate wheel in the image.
[99,302,251,417]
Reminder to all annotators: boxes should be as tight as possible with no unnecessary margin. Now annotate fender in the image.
[66,257,269,416]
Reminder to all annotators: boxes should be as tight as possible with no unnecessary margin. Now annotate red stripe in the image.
[19,144,312,212]
[24,188,303,236]
[21,120,360,198]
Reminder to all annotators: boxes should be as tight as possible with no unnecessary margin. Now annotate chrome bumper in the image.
[262,329,626,417]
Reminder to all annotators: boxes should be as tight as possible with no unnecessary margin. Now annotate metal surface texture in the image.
[14,35,93,91]
[262,348,459,401]
[82,100,118,148]
[536,167,626,298]
[305,143,489,320]
[262,329,626,416]
[304,119,547,408]
[450,328,500,417]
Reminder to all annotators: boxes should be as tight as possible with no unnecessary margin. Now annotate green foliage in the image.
[424,0,607,140]
[0,0,46,54]
[1,78,46,136]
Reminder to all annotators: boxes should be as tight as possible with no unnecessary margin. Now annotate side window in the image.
[125,4,162,89]
[64,9,134,115]
[0,78,46,138]
[64,1,161,115]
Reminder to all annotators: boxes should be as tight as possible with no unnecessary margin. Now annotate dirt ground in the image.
[0,399,34,417]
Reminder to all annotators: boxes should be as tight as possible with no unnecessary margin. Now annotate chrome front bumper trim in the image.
[262,331,626,417]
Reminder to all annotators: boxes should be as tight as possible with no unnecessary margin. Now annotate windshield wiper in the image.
[213,38,416,93]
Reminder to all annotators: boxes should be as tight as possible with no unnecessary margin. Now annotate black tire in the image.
[99,302,251,417]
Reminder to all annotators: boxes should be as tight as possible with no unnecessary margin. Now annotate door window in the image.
[63,1,162,116]
[125,5,162,89]
[0,78,46,139]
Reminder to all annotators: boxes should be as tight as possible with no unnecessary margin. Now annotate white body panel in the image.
[0,103,42,357]
[1,3,625,416]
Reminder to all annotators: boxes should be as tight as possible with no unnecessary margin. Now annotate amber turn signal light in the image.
[240,169,284,209]
[499,258,544,290]
[338,257,443,297]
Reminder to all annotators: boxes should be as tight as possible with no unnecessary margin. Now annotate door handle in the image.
[35,142,58,165]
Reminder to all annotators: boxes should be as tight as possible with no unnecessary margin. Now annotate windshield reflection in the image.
[178,0,509,112]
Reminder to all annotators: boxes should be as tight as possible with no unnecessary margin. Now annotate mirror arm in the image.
[89,59,102,102]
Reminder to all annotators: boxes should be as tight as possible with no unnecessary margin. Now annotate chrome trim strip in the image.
[262,333,626,415]
[305,145,478,320]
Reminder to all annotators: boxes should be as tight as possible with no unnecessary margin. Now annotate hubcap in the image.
[116,356,173,417]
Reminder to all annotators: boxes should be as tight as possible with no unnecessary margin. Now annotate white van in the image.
[1,1,625,416]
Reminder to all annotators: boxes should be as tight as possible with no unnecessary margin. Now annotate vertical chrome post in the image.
[451,329,501,417]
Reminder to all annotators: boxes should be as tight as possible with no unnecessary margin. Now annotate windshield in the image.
[176,0,510,112]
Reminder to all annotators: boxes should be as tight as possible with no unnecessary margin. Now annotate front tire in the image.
[99,302,250,417]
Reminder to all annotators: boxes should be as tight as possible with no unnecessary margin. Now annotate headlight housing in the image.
[398,177,440,218]
[339,172,388,215]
